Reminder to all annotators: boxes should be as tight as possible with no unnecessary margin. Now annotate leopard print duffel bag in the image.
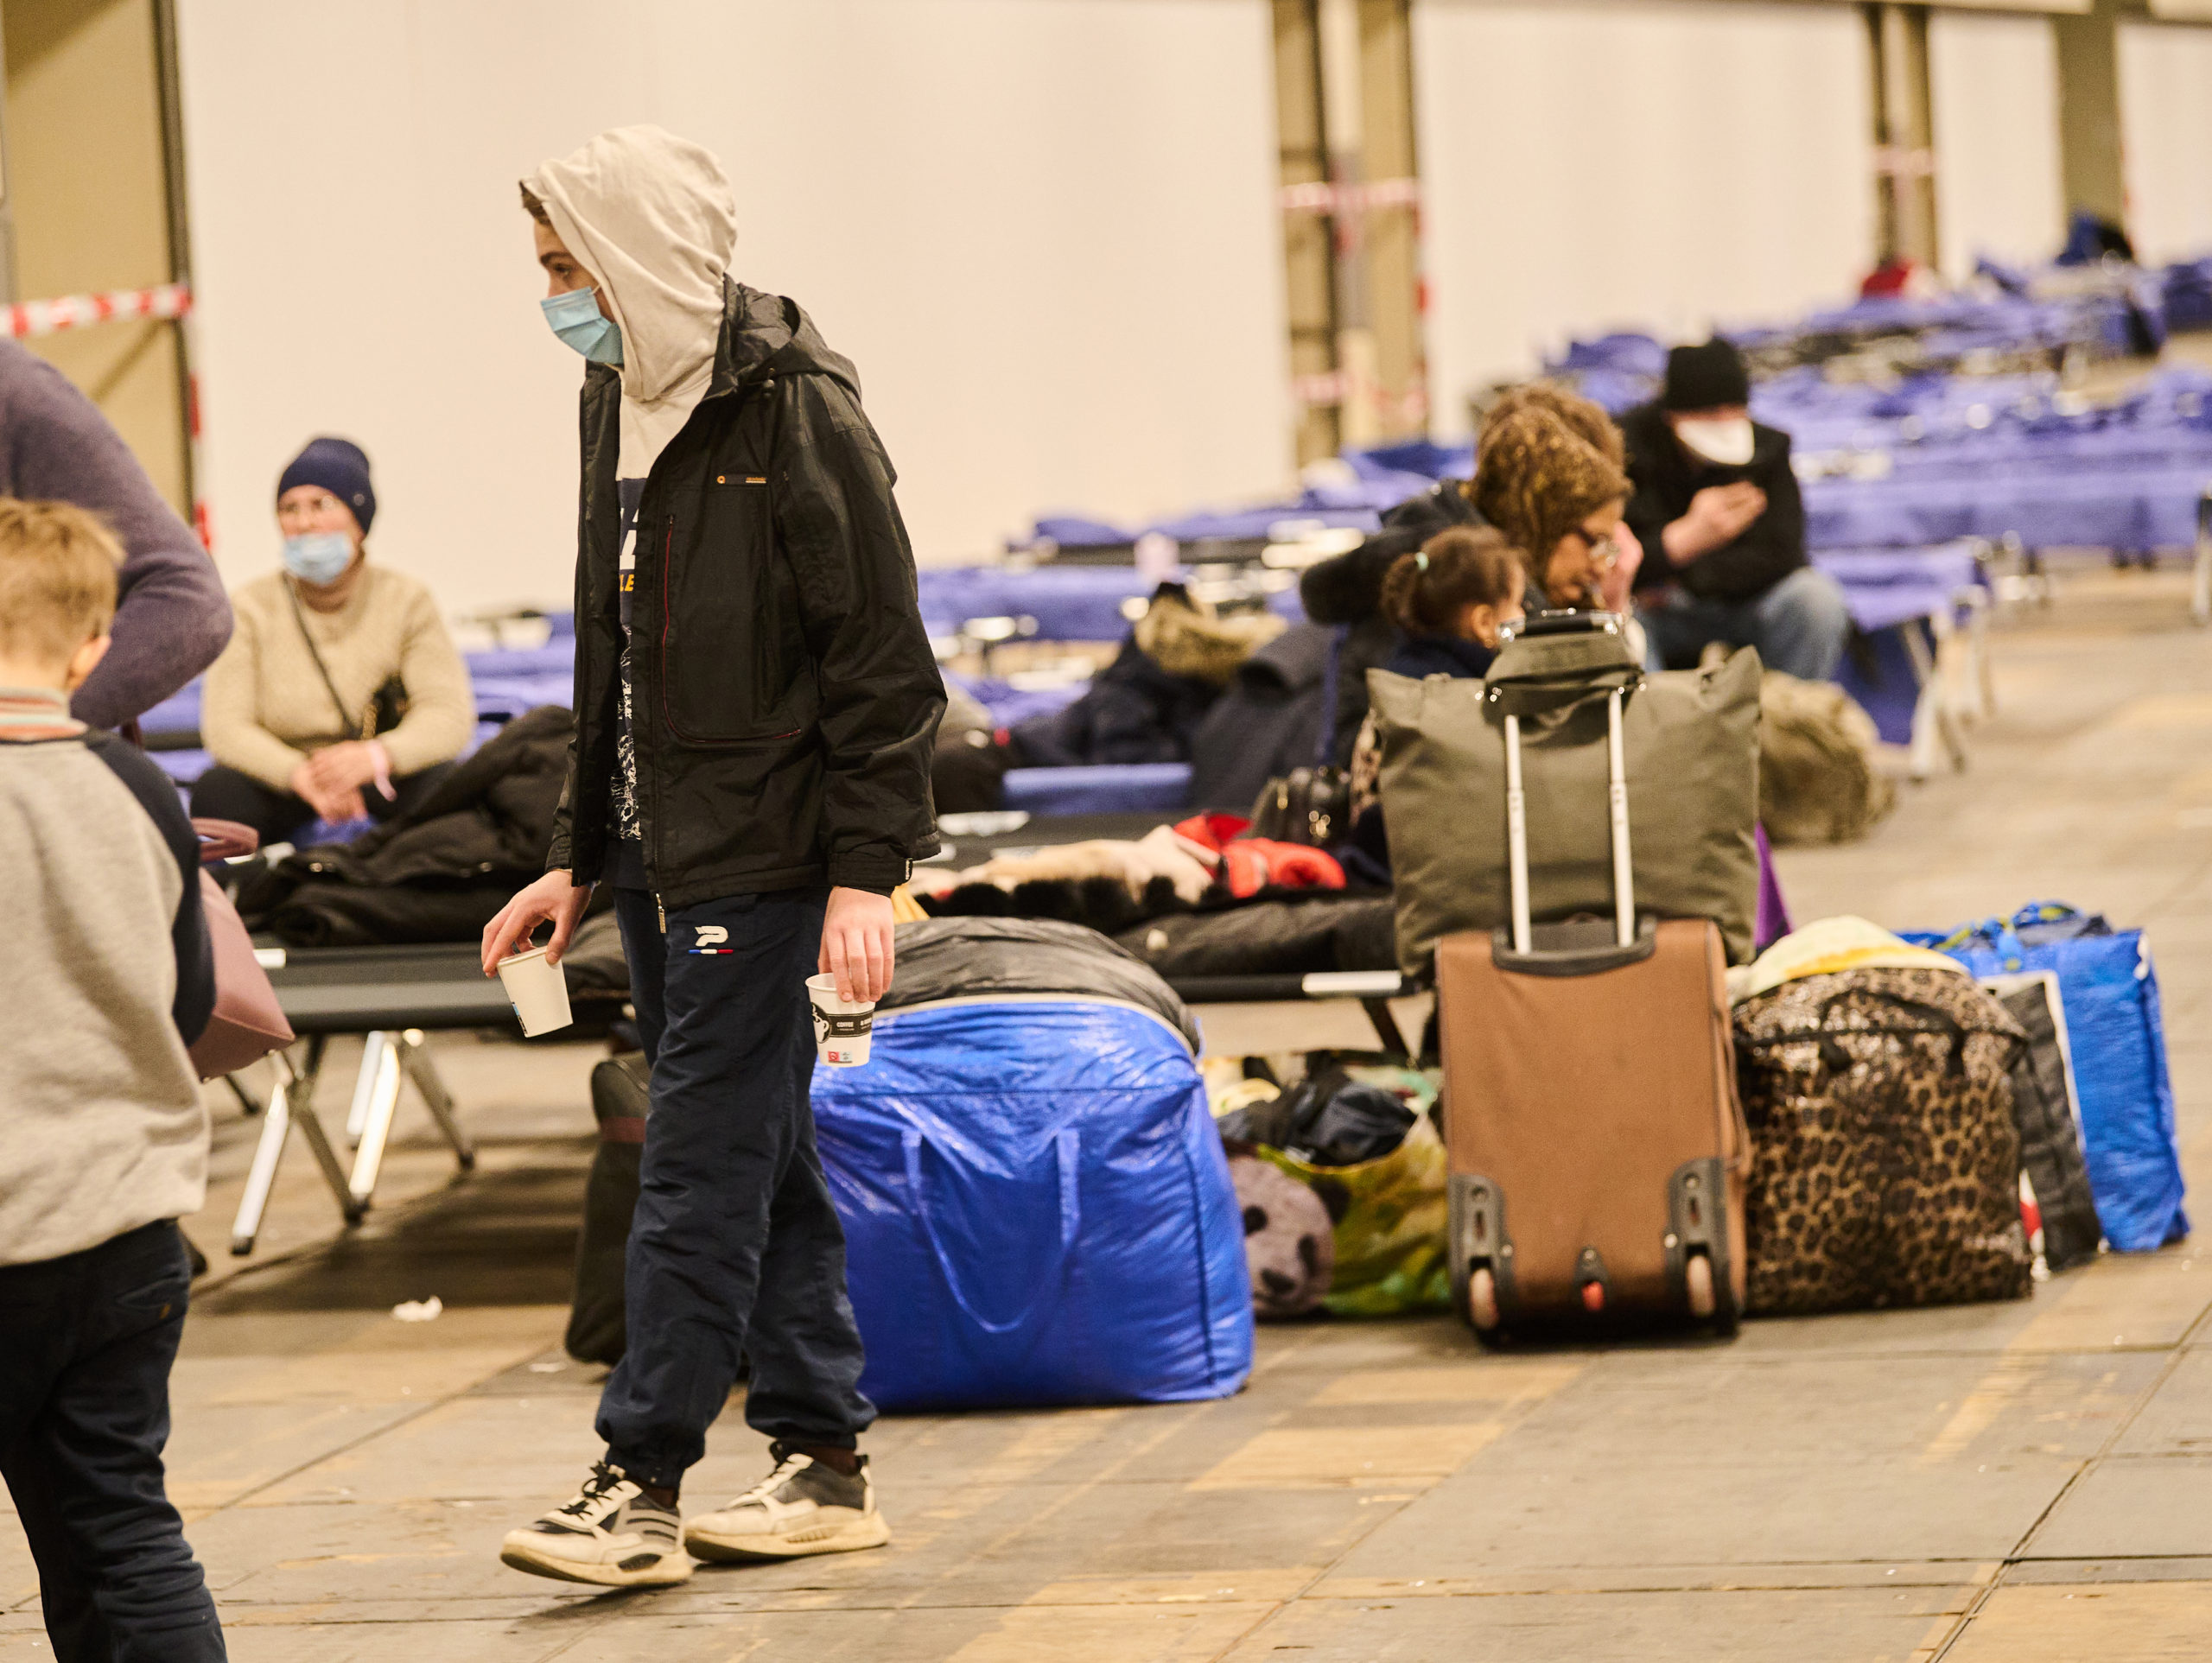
[1733,967,2033,1316]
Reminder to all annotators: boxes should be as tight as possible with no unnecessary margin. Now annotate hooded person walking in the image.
[481,126,944,1587]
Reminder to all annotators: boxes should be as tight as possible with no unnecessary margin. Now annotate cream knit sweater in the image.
[200,567,475,791]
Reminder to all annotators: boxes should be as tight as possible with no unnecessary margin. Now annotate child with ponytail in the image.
[1378,524,1528,681]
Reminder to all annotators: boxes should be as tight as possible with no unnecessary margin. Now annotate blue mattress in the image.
[921,566,1305,644]
[1003,763,1192,816]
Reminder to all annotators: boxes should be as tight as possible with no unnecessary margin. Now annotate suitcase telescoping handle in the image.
[1503,686,1636,954]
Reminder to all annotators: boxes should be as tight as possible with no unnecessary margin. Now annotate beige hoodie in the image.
[527,125,739,473]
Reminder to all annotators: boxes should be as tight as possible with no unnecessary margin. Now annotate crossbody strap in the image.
[283,577,369,739]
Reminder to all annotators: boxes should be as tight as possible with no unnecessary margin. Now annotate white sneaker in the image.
[499,1462,691,1586]
[683,1443,891,1563]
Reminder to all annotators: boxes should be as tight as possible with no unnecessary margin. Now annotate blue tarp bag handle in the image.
[2011,900,2112,944]
[1931,914,2032,972]
[901,1127,1080,1336]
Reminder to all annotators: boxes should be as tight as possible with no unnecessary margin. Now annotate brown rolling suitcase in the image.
[1438,622,1747,1340]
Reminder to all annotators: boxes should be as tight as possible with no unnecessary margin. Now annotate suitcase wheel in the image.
[1468,1266,1501,1332]
[1685,1253,1716,1320]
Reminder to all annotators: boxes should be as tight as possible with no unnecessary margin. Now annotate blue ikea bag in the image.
[811,999,1253,1412]
[1904,903,2184,1252]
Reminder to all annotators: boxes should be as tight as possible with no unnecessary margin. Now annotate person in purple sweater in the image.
[0,340,232,729]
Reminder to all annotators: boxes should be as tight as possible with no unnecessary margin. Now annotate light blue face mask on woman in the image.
[282,531,354,587]
[540,287,624,366]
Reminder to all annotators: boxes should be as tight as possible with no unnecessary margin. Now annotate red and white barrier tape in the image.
[1872,146,1936,180]
[5,282,192,340]
[1280,176,1421,217]
[1293,370,1429,422]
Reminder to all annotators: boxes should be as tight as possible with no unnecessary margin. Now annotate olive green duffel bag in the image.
[1371,617,1761,974]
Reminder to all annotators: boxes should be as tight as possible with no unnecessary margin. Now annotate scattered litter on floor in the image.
[391,1297,443,1322]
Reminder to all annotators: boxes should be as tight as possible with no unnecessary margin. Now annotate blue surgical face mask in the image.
[540,287,624,366]
[282,530,354,587]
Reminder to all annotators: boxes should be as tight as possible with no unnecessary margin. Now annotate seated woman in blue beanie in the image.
[192,437,474,845]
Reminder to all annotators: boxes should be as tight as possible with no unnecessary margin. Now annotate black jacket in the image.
[1186,622,1335,811]
[247,704,583,947]
[1620,402,1806,606]
[1381,631,1496,681]
[1007,637,1218,768]
[1297,479,1482,765]
[549,281,944,905]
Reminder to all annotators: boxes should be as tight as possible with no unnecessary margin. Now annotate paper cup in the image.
[807,973,875,1068]
[497,945,573,1038]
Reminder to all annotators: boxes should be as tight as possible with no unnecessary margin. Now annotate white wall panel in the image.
[2119,22,2212,263]
[1929,12,2063,279]
[175,0,1288,609]
[1414,0,1872,435]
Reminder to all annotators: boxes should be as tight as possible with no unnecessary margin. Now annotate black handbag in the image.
[1249,765,1353,848]
[1249,626,1353,847]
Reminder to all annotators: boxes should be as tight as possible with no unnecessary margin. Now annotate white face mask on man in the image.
[1673,416,1756,467]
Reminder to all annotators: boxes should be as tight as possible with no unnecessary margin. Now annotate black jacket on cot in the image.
[1299,479,1482,765]
[1007,637,1218,769]
[548,280,945,907]
[246,705,588,948]
[1620,401,1808,606]
[1186,623,1335,811]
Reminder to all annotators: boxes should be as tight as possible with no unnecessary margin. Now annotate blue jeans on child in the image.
[0,1219,226,1662]
[593,885,875,1489]
[1641,565,1853,682]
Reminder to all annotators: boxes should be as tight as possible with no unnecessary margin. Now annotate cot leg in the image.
[229,1052,296,1255]
[230,1037,349,1254]
[224,1073,264,1119]
[346,1031,406,1213]
[1360,997,1411,1062]
[1902,619,1966,781]
[1954,587,1994,723]
[345,1030,391,1145]
[2193,488,2212,626]
[399,1030,475,1171]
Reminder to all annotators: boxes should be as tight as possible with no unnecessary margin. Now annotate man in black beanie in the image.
[1621,339,1849,680]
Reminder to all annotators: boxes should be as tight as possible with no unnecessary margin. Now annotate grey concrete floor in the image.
[6,562,2212,1660]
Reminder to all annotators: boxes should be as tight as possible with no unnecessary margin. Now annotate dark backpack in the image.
[566,1052,650,1365]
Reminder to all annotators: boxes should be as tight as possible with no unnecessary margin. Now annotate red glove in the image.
[1220,841,1271,898]
[1219,838,1347,898]
[1173,812,1249,857]
[1258,840,1345,891]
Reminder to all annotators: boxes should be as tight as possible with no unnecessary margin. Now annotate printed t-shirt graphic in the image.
[606,476,647,886]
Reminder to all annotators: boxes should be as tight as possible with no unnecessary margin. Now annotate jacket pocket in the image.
[659,480,813,743]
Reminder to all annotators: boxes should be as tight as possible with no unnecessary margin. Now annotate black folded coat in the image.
[241,705,580,949]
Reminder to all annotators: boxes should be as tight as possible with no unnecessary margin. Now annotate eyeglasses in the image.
[1567,526,1619,568]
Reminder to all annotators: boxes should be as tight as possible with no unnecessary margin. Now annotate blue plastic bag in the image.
[811,999,1254,1412]
[1904,903,2184,1252]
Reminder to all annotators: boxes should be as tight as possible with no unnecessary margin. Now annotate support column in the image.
[1272,0,1342,466]
[1357,0,1426,443]
[1867,3,1937,270]
[2054,0,2133,232]
[0,4,16,301]
[1271,0,1426,465]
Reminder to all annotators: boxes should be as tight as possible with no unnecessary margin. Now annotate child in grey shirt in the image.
[0,497,226,1660]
